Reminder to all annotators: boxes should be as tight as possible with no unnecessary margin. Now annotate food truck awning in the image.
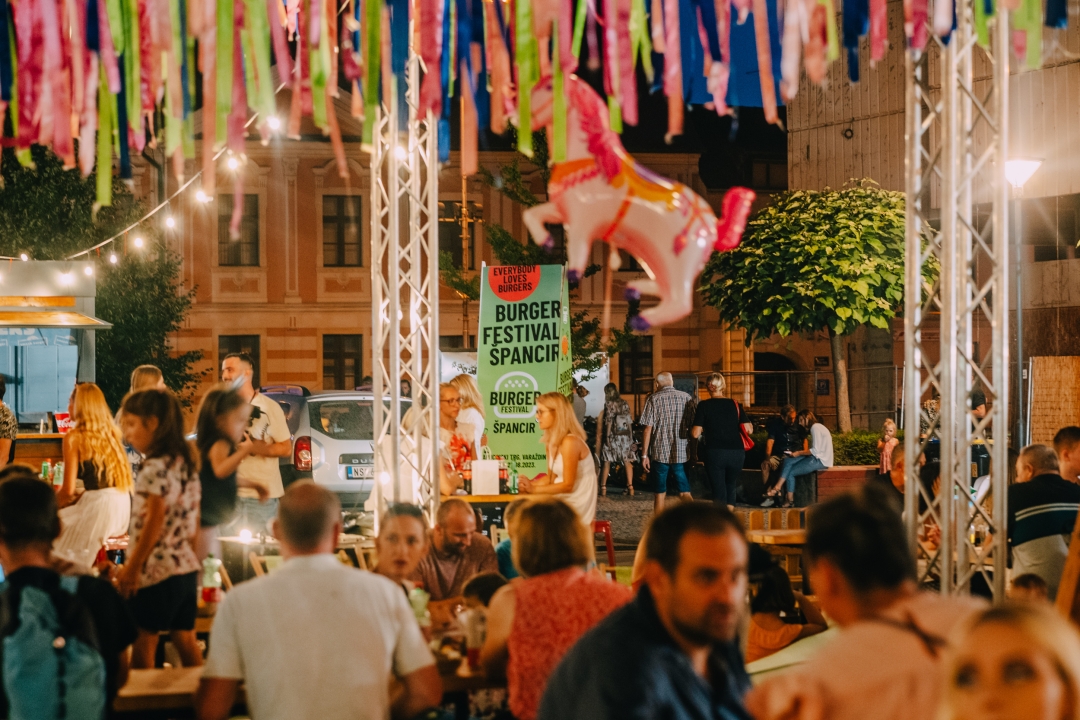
[0,311,112,328]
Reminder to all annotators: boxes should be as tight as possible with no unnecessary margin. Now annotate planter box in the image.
[816,465,877,501]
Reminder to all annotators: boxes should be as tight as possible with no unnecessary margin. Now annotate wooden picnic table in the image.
[747,529,807,546]
[113,660,502,714]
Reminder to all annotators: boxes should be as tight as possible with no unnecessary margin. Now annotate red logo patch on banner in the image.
[489,265,541,302]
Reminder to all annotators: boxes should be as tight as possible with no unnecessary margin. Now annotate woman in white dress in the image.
[55,383,133,570]
[519,392,597,527]
[450,373,486,453]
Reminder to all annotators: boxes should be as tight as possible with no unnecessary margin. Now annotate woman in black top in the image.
[194,385,263,560]
[691,373,752,509]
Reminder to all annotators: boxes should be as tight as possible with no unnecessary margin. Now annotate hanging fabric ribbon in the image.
[0,0,11,108]
[551,17,566,160]
[215,0,232,147]
[419,0,443,117]
[1045,0,1065,28]
[361,0,379,145]
[515,0,538,156]
[95,63,113,207]
[484,0,510,132]
[842,0,867,80]
[780,0,801,99]
[751,0,779,123]
[1013,0,1040,67]
[604,0,623,132]
[804,0,829,83]
[869,0,886,62]
[932,0,952,38]
[662,0,684,140]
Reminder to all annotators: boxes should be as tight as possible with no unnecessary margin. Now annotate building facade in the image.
[136,91,788,412]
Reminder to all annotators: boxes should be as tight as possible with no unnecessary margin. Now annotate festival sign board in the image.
[477,264,572,481]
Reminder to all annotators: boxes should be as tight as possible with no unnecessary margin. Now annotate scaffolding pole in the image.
[904,0,1010,601]
[371,28,441,523]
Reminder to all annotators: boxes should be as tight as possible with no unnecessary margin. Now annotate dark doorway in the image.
[753,352,797,408]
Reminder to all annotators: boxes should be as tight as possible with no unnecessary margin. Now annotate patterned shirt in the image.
[0,403,15,462]
[129,456,201,588]
[639,386,694,464]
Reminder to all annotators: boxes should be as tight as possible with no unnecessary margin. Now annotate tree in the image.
[440,131,635,381]
[0,147,204,408]
[698,180,936,431]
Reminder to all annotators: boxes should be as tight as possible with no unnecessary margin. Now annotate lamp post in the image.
[1004,158,1042,448]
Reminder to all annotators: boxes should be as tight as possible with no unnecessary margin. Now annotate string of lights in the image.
[4,86,287,266]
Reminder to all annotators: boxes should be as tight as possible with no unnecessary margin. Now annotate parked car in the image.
[260,386,411,509]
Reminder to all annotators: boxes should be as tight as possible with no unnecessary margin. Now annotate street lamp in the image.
[1005,158,1041,448]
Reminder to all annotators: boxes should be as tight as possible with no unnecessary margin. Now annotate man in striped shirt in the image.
[1007,443,1080,600]
[639,373,695,514]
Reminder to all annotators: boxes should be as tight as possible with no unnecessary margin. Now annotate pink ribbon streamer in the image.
[780,0,800,100]
[662,0,684,140]
[869,0,886,62]
[804,1,826,83]
[12,0,40,149]
[79,55,100,175]
[616,0,637,125]
[98,0,121,92]
[751,0,779,126]
[418,0,443,117]
[709,0,730,114]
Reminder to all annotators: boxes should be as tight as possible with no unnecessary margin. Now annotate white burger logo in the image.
[490,371,541,419]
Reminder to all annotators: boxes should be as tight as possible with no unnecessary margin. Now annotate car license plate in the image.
[346,465,371,480]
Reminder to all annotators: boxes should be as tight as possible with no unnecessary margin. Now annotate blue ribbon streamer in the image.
[117,52,132,180]
[179,0,191,115]
[469,0,488,144]
[438,0,451,161]
[726,0,784,107]
[843,0,868,81]
[0,0,11,103]
[1046,0,1066,28]
[390,0,409,131]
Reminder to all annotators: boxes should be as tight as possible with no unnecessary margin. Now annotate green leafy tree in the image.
[699,180,936,431]
[0,147,203,408]
[440,131,633,381]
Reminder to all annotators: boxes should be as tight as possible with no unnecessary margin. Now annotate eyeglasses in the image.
[441,397,461,405]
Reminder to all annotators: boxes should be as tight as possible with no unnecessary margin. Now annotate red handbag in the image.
[736,401,754,451]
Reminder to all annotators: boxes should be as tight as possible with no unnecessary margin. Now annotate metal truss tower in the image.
[904,1,1010,600]
[371,35,441,523]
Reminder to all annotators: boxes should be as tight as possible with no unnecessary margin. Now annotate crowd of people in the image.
[7,357,1080,720]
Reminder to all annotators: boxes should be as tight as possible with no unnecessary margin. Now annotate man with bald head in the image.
[639,372,695,513]
[1007,443,1080,599]
[410,497,498,602]
[197,483,441,720]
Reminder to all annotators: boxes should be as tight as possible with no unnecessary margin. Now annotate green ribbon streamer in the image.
[165,0,182,156]
[822,0,839,62]
[363,0,380,146]
[96,64,114,207]
[215,0,233,147]
[309,0,329,129]
[571,0,587,60]
[106,0,124,55]
[608,95,622,133]
[448,0,457,88]
[1015,0,1041,68]
[244,0,276,122]
[629,0,653,82]
[552,19,566,162]
[184,34,196,157]
[973,0,988,47]
[515,0,538,156]
[8,22,31,167]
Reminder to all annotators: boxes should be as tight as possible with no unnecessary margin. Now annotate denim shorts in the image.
[652,462,690,494]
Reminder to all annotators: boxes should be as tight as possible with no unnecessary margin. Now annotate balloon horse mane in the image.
[523,75,755,331]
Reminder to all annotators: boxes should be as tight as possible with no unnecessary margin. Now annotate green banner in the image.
[477,264,572,481]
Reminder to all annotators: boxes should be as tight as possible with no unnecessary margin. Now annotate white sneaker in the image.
[760,497,775,508]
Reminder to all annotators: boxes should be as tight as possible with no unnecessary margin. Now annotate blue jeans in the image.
[779,455,826,493]
[652,462,690,494]
[218,497,279,538]
[702,449,745,506]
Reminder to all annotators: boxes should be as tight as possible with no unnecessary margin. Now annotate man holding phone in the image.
[220,353,291,537]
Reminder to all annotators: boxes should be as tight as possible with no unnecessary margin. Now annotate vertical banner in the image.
[477,264,572,481]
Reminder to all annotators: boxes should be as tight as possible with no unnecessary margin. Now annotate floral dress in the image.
[128,455,201,587]
[600,399,634,463]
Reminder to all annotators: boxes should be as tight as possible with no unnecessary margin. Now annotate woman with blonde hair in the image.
[54,383,134,568]
[480,498,631,720]
[941,603,1080,720]
[130,365,166,393]
[450,373,486,452]
[518,392,597,526]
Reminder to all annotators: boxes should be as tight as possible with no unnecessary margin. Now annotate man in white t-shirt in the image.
[219,353,291,536]
[196,483,442,720]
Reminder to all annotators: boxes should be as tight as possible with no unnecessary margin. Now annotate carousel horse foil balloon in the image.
[522,75,755,331]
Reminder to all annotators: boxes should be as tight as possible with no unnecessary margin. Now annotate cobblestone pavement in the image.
[595,490,655,545]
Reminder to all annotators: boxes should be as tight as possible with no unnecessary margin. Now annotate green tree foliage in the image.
[699,180,936,430]
[0,148,203,408]
[441,130,632,381]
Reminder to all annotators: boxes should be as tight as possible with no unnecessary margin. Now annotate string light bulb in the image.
[109,253,118,264]
[195,190,210,203]
[227,156,240,171]
[19,253,28,261]
[133,236,144,248]
[59,272,74,286]
[393,146,407,161]
[267,116,282,131]
[165,216,176,229]
[83,266,93,276]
